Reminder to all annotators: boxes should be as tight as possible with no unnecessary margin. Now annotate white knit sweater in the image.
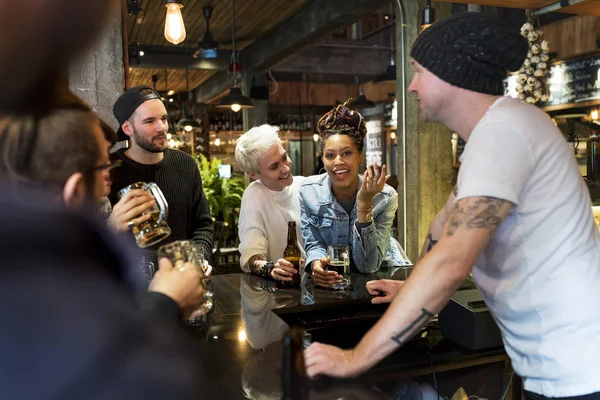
[238,176,306,272]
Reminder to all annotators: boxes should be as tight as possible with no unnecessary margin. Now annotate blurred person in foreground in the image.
[0,0,215,396]
[235,124,306,282]
[304,12,600,399]
[0,92,214,399]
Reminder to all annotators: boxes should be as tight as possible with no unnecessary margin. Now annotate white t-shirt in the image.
[457,96,600,397]
[238,176,306,272]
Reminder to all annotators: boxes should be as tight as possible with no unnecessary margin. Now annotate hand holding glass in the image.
[326,245,351,290]
[157,240,213,322]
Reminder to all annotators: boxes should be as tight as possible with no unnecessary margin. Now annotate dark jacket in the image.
[0,192,215,399]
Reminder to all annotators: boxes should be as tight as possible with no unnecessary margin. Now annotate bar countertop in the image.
[185,271,508,399]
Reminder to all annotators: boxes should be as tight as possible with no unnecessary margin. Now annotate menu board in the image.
[540,53,600,108]
[365,117,384,167]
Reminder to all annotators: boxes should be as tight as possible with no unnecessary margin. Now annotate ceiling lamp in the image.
[421,0,435,30]
[374,4,396,84]
[177,52,201,131]
[374,54,396,84]
[349,94,376,109]
[349,76,375,109]
[216,0,253,112]
[217,87,254,112]
[177,116,202,132]
[164,0,186,45]
[193,6,219,59]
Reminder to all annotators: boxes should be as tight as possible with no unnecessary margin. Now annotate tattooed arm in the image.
[419,188,457,259]
[304,196,513,378]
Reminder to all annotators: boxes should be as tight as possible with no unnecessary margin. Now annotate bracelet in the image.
[356,207,373,212]
[259,261,275,279]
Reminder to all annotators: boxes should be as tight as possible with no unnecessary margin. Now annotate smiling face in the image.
[322,134,363,198]
[123,99,169,154]
[408,58,453,123]
[250,142,293,191]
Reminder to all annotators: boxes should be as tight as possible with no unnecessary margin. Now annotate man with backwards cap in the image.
[305,12,600,399]
[108,86,213,266]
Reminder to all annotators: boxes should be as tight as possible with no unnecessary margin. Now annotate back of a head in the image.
[410,12,528,95]
[0,92,100,197]
[235,124,281,175]
[0,0,118,112]
[317,99,367,153]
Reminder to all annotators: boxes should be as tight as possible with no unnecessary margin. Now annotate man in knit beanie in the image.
[305,12,600,399]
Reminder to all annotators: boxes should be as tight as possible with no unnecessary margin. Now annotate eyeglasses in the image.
[92,159,122,172]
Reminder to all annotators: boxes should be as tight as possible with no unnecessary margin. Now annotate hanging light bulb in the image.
[231,103,242,113]
[164,0,186,45]
[390,131,397,140]
[421,0,435,30]
[184,124,193,132]
[592,109,599,120]
[313,134,319,142]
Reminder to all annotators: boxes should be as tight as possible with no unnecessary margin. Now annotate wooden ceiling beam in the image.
[194,0,391,103]
[241,0,392,71]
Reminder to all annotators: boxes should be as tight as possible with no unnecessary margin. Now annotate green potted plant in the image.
[196,154,246,246]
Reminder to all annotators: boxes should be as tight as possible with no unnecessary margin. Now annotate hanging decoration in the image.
[516,14,550,105]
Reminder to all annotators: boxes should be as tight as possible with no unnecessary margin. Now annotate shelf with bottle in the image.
[268,113,313,132]
[207,112,243,132]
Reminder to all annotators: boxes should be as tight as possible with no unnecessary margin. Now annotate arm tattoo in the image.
[391,308,434,346]
[446,197,507,237]
[247,255,264,274]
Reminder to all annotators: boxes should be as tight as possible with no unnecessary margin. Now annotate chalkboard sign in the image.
[539,53,600,108]
[384,100,397,128]
[365,117,385,167]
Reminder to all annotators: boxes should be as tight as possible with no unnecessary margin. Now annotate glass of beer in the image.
[118,182,171,248]
[327,245,351,290]
[157,240,214,324]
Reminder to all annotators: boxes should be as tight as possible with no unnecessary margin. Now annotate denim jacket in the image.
[300,174,410,274]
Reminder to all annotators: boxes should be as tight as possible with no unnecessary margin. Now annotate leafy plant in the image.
[196,154,246,230]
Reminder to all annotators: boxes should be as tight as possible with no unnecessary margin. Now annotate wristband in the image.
[259,261,275,279]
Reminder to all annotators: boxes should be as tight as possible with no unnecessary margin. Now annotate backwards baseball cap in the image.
[410,12,528,95]
[113,85,162,141]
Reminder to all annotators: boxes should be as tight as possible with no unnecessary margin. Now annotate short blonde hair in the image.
[235,124,281,175]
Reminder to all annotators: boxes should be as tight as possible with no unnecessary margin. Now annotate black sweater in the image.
[109,149,214,262]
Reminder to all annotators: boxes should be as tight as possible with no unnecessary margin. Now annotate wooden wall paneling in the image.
[543,16,599,59]
[363,81,396,102]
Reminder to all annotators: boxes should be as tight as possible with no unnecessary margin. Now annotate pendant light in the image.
[349,76,375,109]
[216,0,254,112]
[421,0,435,30]
[177,54,201,132]
[374,4,396,84]
[164,0,186,45]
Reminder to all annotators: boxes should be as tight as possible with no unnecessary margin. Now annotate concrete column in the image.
[242,71,268,132]
[69,10,124,130]
[396,0,454,261]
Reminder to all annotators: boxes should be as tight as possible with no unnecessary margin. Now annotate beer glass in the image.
[157,240,214,323]
[118,182,171,248]
[327,245,351,290]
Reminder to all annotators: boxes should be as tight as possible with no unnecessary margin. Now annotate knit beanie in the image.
[411,12,528,95]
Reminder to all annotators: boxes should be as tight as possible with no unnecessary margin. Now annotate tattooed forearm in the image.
[446,197,508,237]
[391,308,434,346]
[247,255,265,274]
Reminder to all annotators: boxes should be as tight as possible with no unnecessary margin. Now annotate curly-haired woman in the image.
[300,100,409,288]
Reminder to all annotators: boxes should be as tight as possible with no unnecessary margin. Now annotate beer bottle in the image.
[281,328,308,400]
[283,221,301,288]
